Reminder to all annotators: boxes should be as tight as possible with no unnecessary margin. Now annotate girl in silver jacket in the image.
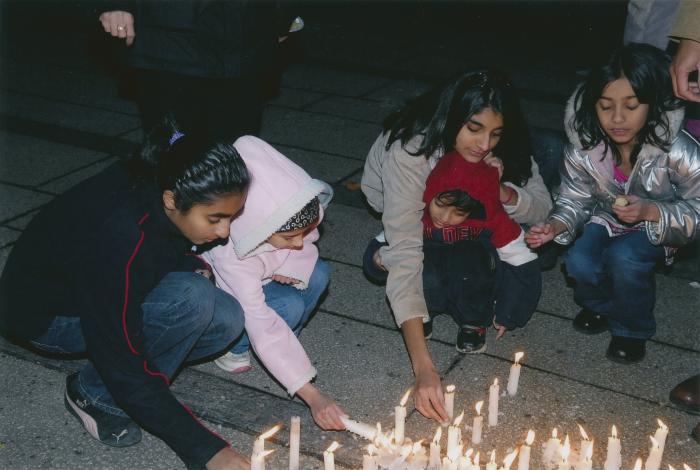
[526,43,700,364]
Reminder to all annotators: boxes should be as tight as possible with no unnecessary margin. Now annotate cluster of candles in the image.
[249,352,696,470]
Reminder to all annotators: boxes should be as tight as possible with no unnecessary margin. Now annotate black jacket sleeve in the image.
[76,217,227,469]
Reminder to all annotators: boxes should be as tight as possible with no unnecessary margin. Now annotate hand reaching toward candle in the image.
[297,383,347,430]
[206,447,250,470]
[414,367,449,424]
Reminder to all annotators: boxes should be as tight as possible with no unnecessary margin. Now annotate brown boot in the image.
[669,374,700,412]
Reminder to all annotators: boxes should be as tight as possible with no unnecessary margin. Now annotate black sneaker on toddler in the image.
[64,372,142,447]
[456,325,487,353]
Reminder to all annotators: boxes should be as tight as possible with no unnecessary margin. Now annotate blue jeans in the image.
[30,272,245,417]
[564,223,664,339]
[231,260,330,354]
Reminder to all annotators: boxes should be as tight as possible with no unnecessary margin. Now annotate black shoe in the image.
[573,309,609,335]
[606,336,646,364]
[669,374,700,412]
[456,326,487,354]
[423,318,433,339]
[64,372,142,447]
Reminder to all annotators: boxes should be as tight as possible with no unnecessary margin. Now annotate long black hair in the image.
[128,116,250,212]
[382,70,533,186]
[573,43,682,166]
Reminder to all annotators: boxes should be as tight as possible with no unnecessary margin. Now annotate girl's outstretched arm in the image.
[401,317,450,424]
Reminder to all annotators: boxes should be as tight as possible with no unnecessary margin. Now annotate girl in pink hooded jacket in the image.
[204,136,346,430]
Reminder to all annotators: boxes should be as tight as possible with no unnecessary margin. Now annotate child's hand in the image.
[372,249,387,272]
[524,223,556,248]
[271,274,300,285]
[611,195,661,224]
[493,317,507,340]
[483,154,504,180]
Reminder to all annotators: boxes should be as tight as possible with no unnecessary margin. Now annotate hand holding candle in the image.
[471,401,484,445]
[507,352,524,396]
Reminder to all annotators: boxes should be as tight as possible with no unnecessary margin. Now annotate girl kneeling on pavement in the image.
[526,43,700,364]
[361,70,551,424]
[0,117,252,469]
[204,136,347,431]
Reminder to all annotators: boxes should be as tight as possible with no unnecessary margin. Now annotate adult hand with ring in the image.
[99,10,135,46]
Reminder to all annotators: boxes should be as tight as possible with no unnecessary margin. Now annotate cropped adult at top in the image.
[361,70,552,424]
[98,1,297,140]
[0,118,251,469]
[526,44,700,364]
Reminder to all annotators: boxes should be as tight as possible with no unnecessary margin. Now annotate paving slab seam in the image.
[1,87,140,118]
[298,93,336,111]
[0,206,45,227]
[332,166,365,185]
[35,153,118,188]
[357,79,401,99]
[280,83,383,103]
[268,101,379,126]
[0,179,58,196]
[267,140,365,162]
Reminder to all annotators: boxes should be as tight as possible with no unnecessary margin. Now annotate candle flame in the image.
[325,441,340,453]
[525,430,535,446]
[476,400,484,415]
[514,351,524,364]
[584,440,593,461]
[669,466,676,470]
[551,428,558,439]
[433,426,442,443]
[578,424,590,441]
[560,435,570,461]
[453,411,465,426]
[446,384,456,393]
[682,465,692,470]
[493,378,499,387]
[650,436,660,450]
[367,444,377,456]
[490,449,496,464]
[260,424,282,440]
[255,449,275,459]
[503,449,519,467]
[612,425,618,438]
[474,452,480,465]
[465,448,474,459]
[657,419,667,430]
[633,458,642,470]
[399,389,412,406]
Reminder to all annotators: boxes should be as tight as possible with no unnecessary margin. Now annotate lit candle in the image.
[578,425,592,465]
[644,436,662,470]
[340,416,377,441]
[471,452,481,470]
[289,416,300,470]
[682,465,692,470]
[430,427,443,470]
[653,419,668,454]
[517,430,535,470]
[324,441,340,470]
[472,401,484,445]
[253,425,281,459]
[558,435,571,470]
[633,458,643,470]
[543,428,561,467]
[445,385,456,420]
[447,412,465,456]
[576,439,593,470]
[500,450,519,470]
[251,450,274,470]
[395,389,411,445]
[507,352,524,396]
[363,445,378,470]
[488,378,499,427]
[669,466,676,470]
[486,450,498,470]
[604,425,622,470]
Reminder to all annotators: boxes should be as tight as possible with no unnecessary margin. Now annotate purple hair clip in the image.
[169,130,185,146]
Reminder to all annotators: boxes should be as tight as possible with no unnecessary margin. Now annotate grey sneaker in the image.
[64,372,141,447]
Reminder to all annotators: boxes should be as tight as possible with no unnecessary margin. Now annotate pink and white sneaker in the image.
[214,351,252,374]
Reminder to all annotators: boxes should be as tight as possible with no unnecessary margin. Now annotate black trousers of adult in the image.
[133,68,263,141]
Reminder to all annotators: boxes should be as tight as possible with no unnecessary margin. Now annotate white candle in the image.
[486,450,498,470]
[447,412,464,456]
[633,458,643,470]
[472,401,484,445]
[289,417,300,470]
[517,430,535,470]
[324,441,340,470]
[653,419,668,453]
[395,389,411,445]
[507,352,524,396]
[604,425,622,470]
[253,425,281,464]
[543,428,561,467]
[429,427,443,470]
[558,435,571,470]
[578,425,592,465]
[445,384,456,420]
[644,436,662,470]
[488,378,499,427]
[471,452,481,470]
[251,450,274,470]
[500,449,519,470]
[576,439,593,470]
[363,445,378,470]
[340,416,377,441]
[682,465,692,470]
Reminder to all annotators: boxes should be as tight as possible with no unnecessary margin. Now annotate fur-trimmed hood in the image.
[230,136,325,258]
[563,85,685,152]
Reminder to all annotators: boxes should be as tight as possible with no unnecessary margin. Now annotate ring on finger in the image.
[117,25,126,31]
